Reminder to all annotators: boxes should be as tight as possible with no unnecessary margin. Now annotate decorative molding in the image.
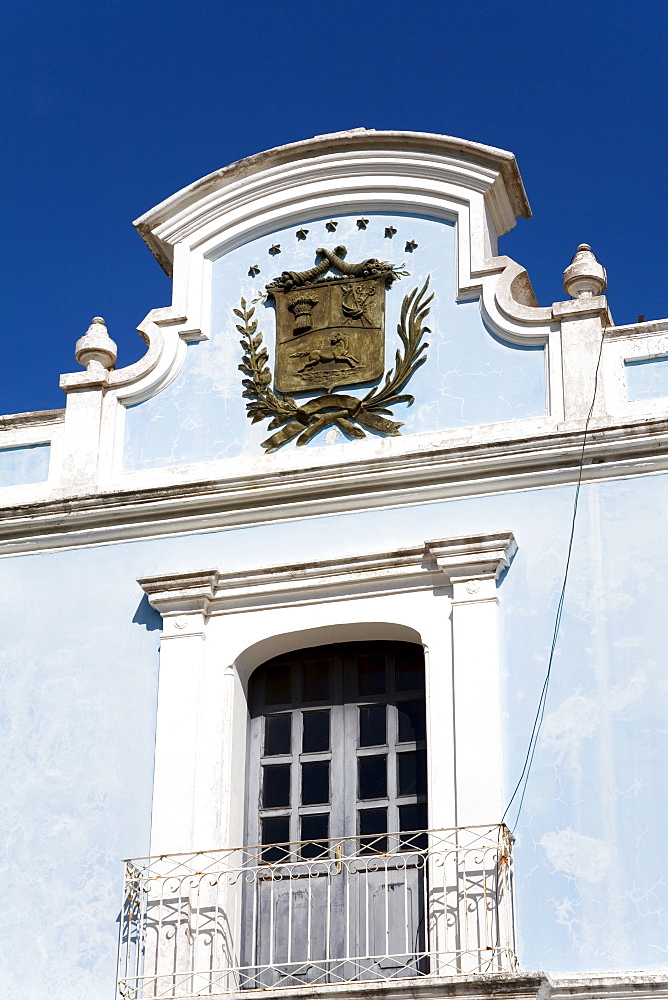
[133,130,531,274]
[138,532,516,618]
[138,569,219,615]
[58,308,205,397]
[137,531,517,616]
[67,130,553,423]
[0,416,667,556]
[427,533,517,581]
[47,130,630,485]
[160,610,207,641]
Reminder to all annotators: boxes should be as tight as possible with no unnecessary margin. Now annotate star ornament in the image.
[405,240,418,252]
[325,220,338,232]
[385,226,397,238]
[269,244,281,256]
[248,265,260,277]
[356,218,369,230]
[296,228,309,240]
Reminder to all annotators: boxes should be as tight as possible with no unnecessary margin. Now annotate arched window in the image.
[243,640,428,985]
[247,640,427,852]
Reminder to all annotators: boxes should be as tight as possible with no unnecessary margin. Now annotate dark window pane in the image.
[265,714,292,756]
[262,764,291,807]
[358,654,386,696]
[302,711,330,752]
[301,813,329,858]
[397,701,426,743]
[397,751,427,796]
[302,659,331,702]
[301,761,329,804]
[395,648,425,692]
[265,664,292,705]
[399,804,428,850]
[359,705,386,747]
[359,807,387,853]
[358,754,387,799]
[262,816,290,863]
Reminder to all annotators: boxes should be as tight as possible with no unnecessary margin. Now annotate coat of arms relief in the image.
[236,243,433,451]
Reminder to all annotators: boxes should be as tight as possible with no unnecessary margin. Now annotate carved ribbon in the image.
[267,246,397,293]
[315,247,390,278]
[261,394,403,451]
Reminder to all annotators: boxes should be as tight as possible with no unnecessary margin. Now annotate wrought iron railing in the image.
[117,826,517,999]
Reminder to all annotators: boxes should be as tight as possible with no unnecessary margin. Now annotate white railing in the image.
[117,826,517,999]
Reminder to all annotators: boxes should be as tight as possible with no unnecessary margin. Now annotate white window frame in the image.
[138,530,516,857]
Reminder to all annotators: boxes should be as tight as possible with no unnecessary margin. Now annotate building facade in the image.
[2,129,668,1000]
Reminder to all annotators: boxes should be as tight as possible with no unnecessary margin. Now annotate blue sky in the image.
[1,0,666,415]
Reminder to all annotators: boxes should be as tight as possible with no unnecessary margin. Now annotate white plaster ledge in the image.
[138,531,516,618]
[191,974,668,1000]
[209,975,546,1000]
[171,974,668,1000]
[0,408,64,430]
[605,317,668,342]
[552,295,612,323]
[547,973,668,1000]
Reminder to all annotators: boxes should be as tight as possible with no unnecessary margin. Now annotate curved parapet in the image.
[13,127,661,522]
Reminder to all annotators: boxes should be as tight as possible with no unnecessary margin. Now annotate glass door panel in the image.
[244,641,427,986]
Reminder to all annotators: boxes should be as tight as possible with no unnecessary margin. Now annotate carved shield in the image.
[272,275,386,393]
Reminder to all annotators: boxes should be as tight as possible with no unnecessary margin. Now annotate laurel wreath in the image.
[236,277,432,451]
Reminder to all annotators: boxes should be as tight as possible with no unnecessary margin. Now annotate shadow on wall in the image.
[133,594,162,631]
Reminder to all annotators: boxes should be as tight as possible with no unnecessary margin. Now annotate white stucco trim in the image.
[138,531,516,856]
[0,414,664,556]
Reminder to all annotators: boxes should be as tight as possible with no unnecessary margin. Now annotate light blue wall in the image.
[123,213,545,470]
[0,442,50,486]
[625,354,668,401]
[2,473,667,994]
[0,548,162,996]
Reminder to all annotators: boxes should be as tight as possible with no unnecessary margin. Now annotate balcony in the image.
[117,825,517,999]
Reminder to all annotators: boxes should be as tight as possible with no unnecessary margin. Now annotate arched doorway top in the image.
[233,621,423,689]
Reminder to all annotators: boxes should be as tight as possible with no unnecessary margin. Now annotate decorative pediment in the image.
[41,129,633,504]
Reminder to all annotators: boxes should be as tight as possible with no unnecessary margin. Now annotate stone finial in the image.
[75,317,117,372]
[563,244,607,299]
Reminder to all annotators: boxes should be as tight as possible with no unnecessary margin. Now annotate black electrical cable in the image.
[501,331,605,830]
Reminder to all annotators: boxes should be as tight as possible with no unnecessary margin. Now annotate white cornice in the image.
[137,532,517,617]
[134,130,531,273]
[0,416,666,557]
